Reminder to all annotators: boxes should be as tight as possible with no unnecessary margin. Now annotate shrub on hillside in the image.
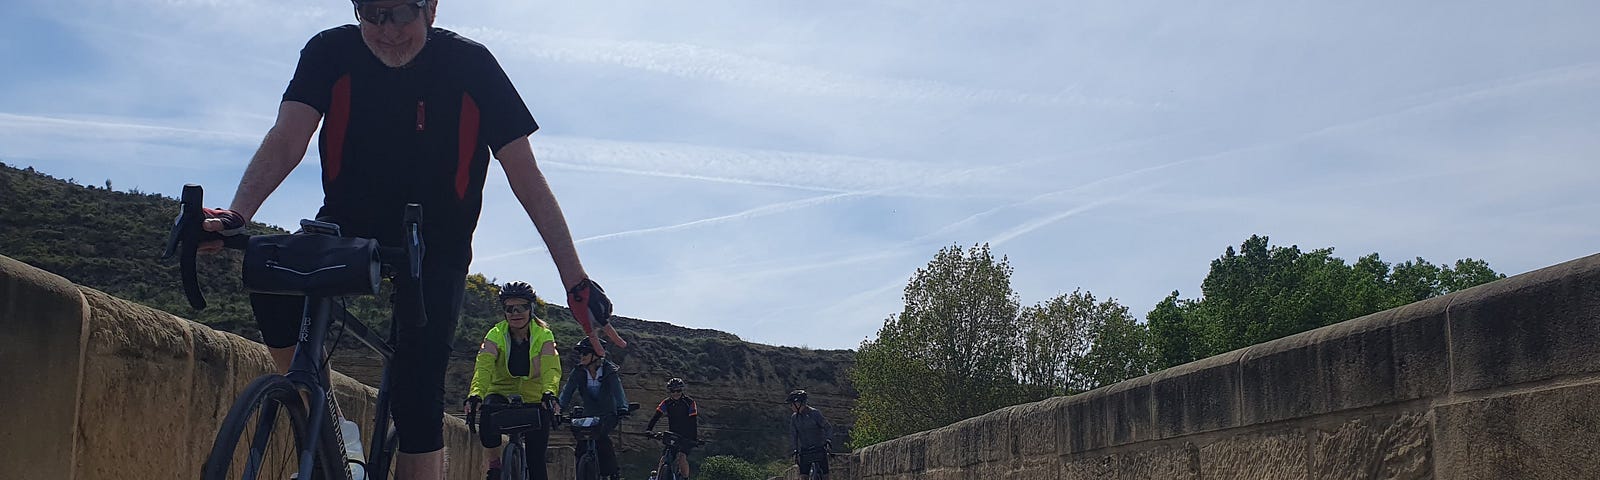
[697,455,768,480]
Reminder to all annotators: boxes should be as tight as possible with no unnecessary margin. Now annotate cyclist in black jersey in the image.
[197,1,628,477]
[644,378,699,478]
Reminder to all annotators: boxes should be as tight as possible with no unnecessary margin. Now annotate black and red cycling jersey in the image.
[283,25,538,270]
[645,395,700,445]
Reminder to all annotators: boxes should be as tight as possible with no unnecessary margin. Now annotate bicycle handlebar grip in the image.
[179,184,207,310]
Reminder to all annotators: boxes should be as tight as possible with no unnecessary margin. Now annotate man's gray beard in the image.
[368,35,426,68]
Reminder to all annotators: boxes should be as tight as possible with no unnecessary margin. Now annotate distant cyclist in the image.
[788,389,834,480]
[464,281,562,480]
[645,378,699,478]
[557,338,630,480]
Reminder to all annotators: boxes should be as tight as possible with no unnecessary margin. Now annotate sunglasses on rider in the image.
[503,304,531,314]
[354,0,429,26]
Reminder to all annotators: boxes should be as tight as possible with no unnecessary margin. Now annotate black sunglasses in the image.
[355,0,429,26]
[503,304,531,314]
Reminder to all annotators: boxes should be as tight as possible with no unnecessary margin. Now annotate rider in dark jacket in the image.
[788,390,834,480]
[557,339,629,479]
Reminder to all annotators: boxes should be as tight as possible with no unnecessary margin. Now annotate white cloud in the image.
[6,0,1600,350]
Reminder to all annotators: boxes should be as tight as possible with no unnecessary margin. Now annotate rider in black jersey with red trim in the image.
[645,378,699,478]
[198,1,627,477]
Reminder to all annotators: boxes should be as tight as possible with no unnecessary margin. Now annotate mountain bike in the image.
[468,394,558,480]
[165,184,426,480]
[640,431,702,480]
[558,403,639,480]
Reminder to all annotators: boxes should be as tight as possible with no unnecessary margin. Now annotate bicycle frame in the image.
[169,184,423,480]
[283,294,403,480]
[656,445,678,480]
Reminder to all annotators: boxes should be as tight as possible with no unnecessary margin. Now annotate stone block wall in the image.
[0,255,572,480]
[851,252,1600,480]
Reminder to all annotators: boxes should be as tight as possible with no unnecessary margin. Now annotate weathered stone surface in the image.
[1013,397,1064,457]
[1448,253,1600,392]
[76,288,205,479]
[1152,348,1245,439]
[925,409,988,469]
[8,277,505,480]
[1242,297,1452,428]
[1240,325,1326,425]
[1310,411,1431,480]
[1198,428,1309,479]
[1060,442,1194,479]
[1384,295,1452,402]
[1434,381,1600,479]
[0,255,88,480]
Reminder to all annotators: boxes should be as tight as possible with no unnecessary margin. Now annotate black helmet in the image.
[666,378,685,392]
[786,389,808,404]
[573,337,608,356]
[499,281,539,303]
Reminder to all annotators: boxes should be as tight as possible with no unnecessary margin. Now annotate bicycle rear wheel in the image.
[201,374,344,480]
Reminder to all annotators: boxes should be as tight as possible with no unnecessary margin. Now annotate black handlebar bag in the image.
[243,233,381,297]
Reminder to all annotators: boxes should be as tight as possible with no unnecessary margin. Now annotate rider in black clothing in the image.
[644,378,699,478]
[788,390,833,480]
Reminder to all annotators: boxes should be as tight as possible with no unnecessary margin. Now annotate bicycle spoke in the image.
[204,376,307,480]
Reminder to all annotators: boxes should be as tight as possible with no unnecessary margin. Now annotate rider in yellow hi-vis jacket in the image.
[465,281,562,480]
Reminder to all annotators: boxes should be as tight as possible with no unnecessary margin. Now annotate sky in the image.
[3,0,1598,349]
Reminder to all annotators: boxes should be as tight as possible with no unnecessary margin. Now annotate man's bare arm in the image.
[200,101,321,249]
[228,101,322,220]
[495,135,587,290]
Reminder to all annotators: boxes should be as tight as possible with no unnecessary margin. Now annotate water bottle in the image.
[341,419,368,480]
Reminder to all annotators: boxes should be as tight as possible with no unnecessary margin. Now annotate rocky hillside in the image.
[0,161,858,467]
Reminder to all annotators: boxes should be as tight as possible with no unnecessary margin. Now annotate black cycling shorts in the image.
[251,260,466,453]
[798,452,829,475]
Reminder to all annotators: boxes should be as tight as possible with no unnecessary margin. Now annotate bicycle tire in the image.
[575,452,599,480]
[500,440,527,480]
[367,427,399,479]
[201,374,344,480]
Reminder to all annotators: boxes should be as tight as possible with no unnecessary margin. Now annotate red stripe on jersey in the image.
[324,75,352,182]
[455,93,481,200]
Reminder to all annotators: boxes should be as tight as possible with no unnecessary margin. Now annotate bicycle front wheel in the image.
[201,374,344,480]
[575,452,599,480]
[500,441,527,480]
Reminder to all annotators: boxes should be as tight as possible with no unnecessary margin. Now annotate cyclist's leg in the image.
[596,433,619,477]
[388,264,467,479]
[675,451,689,478]
[249,293,302,373]
[527,420,550,480]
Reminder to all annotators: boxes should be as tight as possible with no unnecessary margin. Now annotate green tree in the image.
[1079,302,1154,389]
[1153,235,1508,366]
[1146,291,1205,370]
[850,243,1020,447]
[1016,289,1147,397]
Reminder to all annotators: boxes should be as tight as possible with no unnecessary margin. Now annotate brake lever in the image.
[175,184,207,310]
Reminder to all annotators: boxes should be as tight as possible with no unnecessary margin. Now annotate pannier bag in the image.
[243,233,381,297]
